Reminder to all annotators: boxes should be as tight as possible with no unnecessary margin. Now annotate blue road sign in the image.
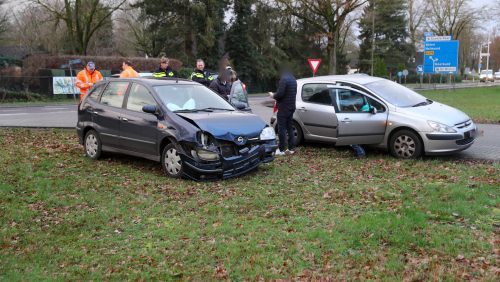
[423,39,459,74]
[416,65,423,73]
[478,63,482,69]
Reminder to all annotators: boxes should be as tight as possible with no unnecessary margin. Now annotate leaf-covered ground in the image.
[0,129,498,280]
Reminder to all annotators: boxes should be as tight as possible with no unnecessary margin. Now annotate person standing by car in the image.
[190,59,214,87]
[153,57,177,78]
[269,64,297,156]
[209,67,233,100]
[75,61,103,102]
[120,60,139,78]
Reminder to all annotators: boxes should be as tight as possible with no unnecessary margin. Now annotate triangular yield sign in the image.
[307,59,322,75]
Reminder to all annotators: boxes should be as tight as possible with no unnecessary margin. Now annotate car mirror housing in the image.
[142,104,157,114]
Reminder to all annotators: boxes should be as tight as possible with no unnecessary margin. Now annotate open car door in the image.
[229,80,250,111]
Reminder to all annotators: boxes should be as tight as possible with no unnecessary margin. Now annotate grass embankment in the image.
[418,86,500,124]
[0,129,498,280]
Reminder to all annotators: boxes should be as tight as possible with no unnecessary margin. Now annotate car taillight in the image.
[273,101,277,113]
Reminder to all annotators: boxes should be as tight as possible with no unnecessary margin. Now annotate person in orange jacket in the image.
[75,61,103,102]
[120,60,139,78]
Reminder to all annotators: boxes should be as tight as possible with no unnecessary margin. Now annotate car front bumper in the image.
[422,124,477,155]
[180,140,277,180]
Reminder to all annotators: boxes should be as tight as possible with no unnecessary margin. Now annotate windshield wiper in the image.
[412,99,433,107]
[199,107,234,111]
[173,108,213,113]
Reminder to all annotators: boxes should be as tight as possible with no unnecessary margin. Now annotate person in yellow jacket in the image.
[75,61,103,102]
[120,60,139,78]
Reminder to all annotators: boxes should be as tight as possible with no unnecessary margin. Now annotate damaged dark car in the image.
[76,78,277,180]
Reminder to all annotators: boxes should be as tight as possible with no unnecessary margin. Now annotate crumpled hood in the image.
[176,111,267,142]
[397,101,471,126]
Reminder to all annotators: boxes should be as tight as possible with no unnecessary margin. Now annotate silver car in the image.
[270,75,477,158]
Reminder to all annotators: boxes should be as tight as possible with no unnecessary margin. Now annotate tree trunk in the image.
[328,35,337,75]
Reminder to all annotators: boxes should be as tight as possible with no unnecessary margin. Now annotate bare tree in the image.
[30,0,127,55]
[0,0,9,42]
[276,0,367,74]
[426,0,475,39]
[407,0,429,46]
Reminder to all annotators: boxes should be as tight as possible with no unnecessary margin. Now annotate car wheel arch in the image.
[82,126,97,142]
[387,126,425,153]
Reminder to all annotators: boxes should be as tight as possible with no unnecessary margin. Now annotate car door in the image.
[228,80,250,110]
[295,83,339,141]
[93,81,130,148]
[79,83,106,125]
[119,83,159,157]
[334,87,388,145]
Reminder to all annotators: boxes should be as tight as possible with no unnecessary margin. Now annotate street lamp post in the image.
[370,1,375,76]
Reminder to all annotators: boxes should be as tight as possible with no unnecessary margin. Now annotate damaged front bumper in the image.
[179,140,277,180]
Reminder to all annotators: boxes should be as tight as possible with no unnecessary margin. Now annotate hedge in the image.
[22,55,183,76]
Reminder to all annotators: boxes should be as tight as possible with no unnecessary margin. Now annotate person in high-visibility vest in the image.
[75,61,103,102]
[120,60,139,78]
[190,59,214,87]
[153,57,177,78]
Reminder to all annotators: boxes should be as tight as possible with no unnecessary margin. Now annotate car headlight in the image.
[260,127,276,140]
[427,121,457,133]
[196,148,219,161]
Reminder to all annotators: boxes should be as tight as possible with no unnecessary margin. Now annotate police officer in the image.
[190,59,214,87]
[153,57,177,78]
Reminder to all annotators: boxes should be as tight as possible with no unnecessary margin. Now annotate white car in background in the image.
[479,70,494,82]
[494,72,500,80]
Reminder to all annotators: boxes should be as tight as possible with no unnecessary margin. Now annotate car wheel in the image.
[389,129,423,159]
[162,143,184,178]
[84,130,102,160]
[293,121,303,146]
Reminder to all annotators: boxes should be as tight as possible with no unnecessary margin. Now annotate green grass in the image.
[0,129,499,280]
[418,86,500,124]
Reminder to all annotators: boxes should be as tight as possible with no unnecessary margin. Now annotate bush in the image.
[178,67,193,79]
[22,55,184,76]
[0,88,44,102]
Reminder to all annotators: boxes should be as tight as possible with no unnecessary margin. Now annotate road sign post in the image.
[307,59,322,77]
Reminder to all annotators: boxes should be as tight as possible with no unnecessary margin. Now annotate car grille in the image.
[455,119,472,129]
[456,137,474,145]
[218,139,263,158]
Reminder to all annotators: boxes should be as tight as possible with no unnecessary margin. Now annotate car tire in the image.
[293,121,303,146]
[161,143,184,178]
[389,129,423,159]
[84,130,102,160]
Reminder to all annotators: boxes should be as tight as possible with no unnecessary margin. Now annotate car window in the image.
[100,82,129,108]
[88,83,105,101]
[302,84,334,106]
[154,84,234,112]
[126,83,157,112]
[336,89,385,113]
[230,81,248,105]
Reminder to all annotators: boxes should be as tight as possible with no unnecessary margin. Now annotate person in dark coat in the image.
[209,67,232,100]
[269,64,297,156]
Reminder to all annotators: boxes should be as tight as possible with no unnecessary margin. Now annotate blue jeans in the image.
[351,144,365,157]
[277,109,295,151]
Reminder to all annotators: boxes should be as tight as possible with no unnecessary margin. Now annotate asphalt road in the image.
[0,96,499,161]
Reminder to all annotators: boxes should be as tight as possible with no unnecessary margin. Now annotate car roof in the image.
[106,77,199,86]
[298,74,384,85]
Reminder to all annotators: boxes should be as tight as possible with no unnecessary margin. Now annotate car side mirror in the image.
[142,104,158,115]
[370,107,377,114]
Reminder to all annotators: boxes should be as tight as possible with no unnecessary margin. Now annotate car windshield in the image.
[154,85,235,112]
[364,79,428,107]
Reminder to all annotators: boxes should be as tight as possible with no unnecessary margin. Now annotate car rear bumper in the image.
[180,141,277,180]
[422,125,477,154]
